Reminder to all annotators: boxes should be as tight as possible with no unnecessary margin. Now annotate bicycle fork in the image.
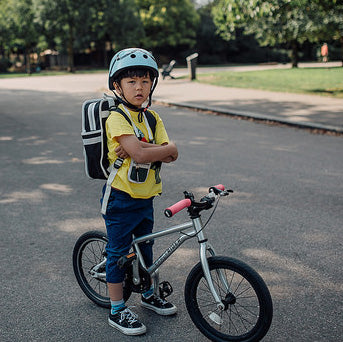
[193,217,229,311]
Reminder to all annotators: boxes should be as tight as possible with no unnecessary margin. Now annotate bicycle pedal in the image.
[159,281,173,299]
[117,252,137,269]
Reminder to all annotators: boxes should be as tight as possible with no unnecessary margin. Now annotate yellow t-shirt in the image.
[106,104,169,198]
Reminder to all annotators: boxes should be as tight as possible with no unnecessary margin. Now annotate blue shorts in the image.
[101,187,154,283]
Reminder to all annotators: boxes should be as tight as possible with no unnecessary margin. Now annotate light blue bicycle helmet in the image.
[108,48,159,91]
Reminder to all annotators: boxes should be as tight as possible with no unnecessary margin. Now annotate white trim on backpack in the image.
[83,136,102,145]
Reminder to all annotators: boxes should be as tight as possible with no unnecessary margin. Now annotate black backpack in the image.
[81,95,156,180]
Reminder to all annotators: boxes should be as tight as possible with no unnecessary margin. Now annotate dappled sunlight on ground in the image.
[0,189,45,204]
[243,248,343,294]
[189,140,206,145]
[22,156,65,165]
[21,155,83,165]
[0,136,13,141]
[286,115,310,122]
[161,246,198,268]
[0,183,73,204]
[53,217,104,233]
[301,231,332,244]
[18,135,48,146]
[156,246,199,284]
[39,183,72,193]
[192,186,209,195]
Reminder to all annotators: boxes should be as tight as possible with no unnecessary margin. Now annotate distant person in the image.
[321,43,328,62]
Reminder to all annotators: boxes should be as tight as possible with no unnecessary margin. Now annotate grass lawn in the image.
[197,67,343,98]
[0,68,107,78]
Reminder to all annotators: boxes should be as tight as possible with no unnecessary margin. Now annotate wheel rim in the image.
[195,266,262,339]
[78,238,109,303]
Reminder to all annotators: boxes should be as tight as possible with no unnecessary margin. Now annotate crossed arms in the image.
[115,134,178,164]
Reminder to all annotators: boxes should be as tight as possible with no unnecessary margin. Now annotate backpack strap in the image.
[101,107,130,215]
[115,107,131,126]
[120,106,156,141]
[144,110,157,137]
[101,158,124,215]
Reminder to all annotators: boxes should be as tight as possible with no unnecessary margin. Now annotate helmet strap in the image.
[112,77,159,122]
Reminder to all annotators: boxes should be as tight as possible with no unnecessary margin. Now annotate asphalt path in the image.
[0,76,342,342]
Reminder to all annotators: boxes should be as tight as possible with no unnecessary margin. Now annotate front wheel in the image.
[185,256,273,342]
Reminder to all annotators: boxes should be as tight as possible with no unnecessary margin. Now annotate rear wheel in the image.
[72,231,110,308]
[185,256,273,342]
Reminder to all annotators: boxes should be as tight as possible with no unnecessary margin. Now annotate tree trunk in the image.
[103,41,107,68]
[340,36,343,67]
[67,24,75,72]
[25,46,31,74]
[291,40,298,68]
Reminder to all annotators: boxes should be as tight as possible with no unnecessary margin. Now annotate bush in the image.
[0,57,12,72]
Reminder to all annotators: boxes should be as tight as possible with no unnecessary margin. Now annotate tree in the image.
[6,0,39,73]
[88,0,144,67]
[35,0,94,72]
[0,0,12,64]
[212,0,331,67]
[195,2,229,64]
[136,0,200,55]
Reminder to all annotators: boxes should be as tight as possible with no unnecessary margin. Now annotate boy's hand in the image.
[159,142,178,163]
[161,156,174,163]
[115,144,129,159]
[167,141,178,161]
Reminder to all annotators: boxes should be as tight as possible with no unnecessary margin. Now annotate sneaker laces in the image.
[153,294,168,305]
[120,307,139,325]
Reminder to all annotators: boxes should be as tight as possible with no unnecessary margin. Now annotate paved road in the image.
[0,75,342,341]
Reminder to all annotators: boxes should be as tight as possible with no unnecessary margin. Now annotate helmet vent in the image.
[130,54,136,58]
[143,54,148,59]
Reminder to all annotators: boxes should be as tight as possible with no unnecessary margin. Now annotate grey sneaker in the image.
[141,294,177,316]
[108,307,146,336]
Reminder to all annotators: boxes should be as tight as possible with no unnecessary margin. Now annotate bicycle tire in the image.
[184,256,273,342]
[72,230,111,308]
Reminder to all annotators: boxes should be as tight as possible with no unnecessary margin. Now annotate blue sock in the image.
[111,299,125,315]
[142,285,154,299]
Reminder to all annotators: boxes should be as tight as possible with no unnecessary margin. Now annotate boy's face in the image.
[114,75,153,108]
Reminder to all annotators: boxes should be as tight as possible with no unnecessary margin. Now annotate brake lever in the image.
[221,189,233,196]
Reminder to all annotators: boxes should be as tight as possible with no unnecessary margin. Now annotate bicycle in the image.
[73,184,273,342]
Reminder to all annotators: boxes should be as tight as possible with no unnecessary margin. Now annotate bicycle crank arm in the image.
[89,258,107,280]
[89,269,106,280]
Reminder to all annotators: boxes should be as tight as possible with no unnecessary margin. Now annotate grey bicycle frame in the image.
[132,216,228,309]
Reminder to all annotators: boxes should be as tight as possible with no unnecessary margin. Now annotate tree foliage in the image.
[34,0,99,71]
[137,0,199,53]
[212,0,343,67]
[1,0,200,72]
[1,0,341,72]
[2,0,39,72]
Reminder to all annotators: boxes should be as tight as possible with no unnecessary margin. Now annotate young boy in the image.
[102,48,178,336]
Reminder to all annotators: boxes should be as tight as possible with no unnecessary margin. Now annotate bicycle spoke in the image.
[234,303,257,327]
[78,239,108,298]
